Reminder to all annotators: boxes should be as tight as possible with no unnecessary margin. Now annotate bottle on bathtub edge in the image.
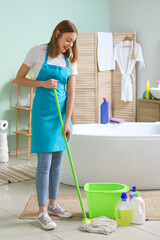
[146,80,150,99]
[101,97,109,124]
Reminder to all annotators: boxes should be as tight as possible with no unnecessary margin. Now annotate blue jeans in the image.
[36,151,64,206]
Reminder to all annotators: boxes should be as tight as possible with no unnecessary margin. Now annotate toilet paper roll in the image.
[0,133,8,148]
[0,150,9,162]
[0,120,8,130]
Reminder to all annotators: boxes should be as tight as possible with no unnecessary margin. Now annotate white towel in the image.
[154,122,160,134]
[97,32,115,71]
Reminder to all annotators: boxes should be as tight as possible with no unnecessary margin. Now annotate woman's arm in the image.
[62,75,76,141]
[16,63,43,87]
[16,63,58,89]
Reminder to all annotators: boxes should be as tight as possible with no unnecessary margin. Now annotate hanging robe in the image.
[114,40,145,102]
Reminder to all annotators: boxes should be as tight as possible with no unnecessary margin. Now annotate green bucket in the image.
[84,183,130,219]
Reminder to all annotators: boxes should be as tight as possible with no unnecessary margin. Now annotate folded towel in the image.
[110,118,125,124]
[97,32,115,71]
[154,122,160,134]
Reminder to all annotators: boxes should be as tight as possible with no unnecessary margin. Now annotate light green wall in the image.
[109,0,160,99]
[0,0,109,150]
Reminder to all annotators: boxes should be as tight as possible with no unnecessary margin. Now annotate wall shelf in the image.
[13,130,31,137]
[12,86,33,160]
[12,106,32,111]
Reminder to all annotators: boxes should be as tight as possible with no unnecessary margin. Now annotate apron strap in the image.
[44,46,49,64]
[65,57,69,68]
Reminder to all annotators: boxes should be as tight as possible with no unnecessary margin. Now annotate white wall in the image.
[109,0,160,99]
[0,0,109,150]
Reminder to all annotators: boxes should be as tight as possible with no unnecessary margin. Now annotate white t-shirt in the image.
[24,44,78,79]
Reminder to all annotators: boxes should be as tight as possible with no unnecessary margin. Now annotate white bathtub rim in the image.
[72,123,160,137]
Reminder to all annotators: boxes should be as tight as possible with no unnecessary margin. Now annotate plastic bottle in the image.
[130,191,145,224]
[157,80,160,88]
[129,186,137,200]
[115,192,132,226]
[101,98,109,124]
[146,81,150,99]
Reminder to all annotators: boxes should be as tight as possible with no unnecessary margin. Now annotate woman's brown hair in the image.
[48,20,78,63]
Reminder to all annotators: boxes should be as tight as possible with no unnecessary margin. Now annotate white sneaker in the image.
[48,203,72,218]
[38,211,57,230]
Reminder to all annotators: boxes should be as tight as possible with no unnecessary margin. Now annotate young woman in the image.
[16,20,78,230]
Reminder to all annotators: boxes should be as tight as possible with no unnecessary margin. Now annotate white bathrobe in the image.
[114,41,145,102]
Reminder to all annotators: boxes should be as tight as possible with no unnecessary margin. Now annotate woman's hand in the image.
[62,123,71,142]
[43,79,59,89]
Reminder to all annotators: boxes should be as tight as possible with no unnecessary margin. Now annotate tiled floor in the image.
[0,153,160,240]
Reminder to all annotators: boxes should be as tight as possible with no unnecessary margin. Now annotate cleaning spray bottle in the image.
[101,98,109,124]
[115,192,132,226]
[146,81,150,99]
[130,191,145,224]
[129,186,137,200]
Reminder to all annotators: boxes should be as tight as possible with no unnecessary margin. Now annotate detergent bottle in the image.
[101,98,109,124]
[146,81,150,99]
[130,191,145,224]
[129,186,137,200]
[115,192,132,226]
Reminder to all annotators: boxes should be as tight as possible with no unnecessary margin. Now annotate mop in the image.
[53,89,117,235]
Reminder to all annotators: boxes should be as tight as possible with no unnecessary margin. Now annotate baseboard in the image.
[9,148,28,156]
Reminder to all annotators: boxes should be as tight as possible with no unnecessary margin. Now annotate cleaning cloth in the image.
[80,216,117,235]
[110,118,125,124]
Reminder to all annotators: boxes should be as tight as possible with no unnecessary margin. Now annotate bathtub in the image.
[61,123,160,190]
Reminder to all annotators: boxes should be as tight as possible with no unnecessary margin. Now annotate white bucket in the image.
[0,133,9,162]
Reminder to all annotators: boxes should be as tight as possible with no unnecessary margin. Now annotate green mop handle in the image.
[53,89,87,220]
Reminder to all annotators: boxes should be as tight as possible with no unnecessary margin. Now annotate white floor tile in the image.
[0,153,37,167]
[0,180,36,216]
[30,219,81,238]
[132,221,160,237]
[1,153,160,240]
[0,209,59,240]
[62,226,160,240]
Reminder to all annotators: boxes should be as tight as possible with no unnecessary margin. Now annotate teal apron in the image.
[31,47,71,153]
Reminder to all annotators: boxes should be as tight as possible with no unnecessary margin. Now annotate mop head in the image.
[80,216,117,235]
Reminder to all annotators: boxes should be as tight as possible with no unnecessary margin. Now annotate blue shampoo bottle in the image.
[101,98,109,124]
